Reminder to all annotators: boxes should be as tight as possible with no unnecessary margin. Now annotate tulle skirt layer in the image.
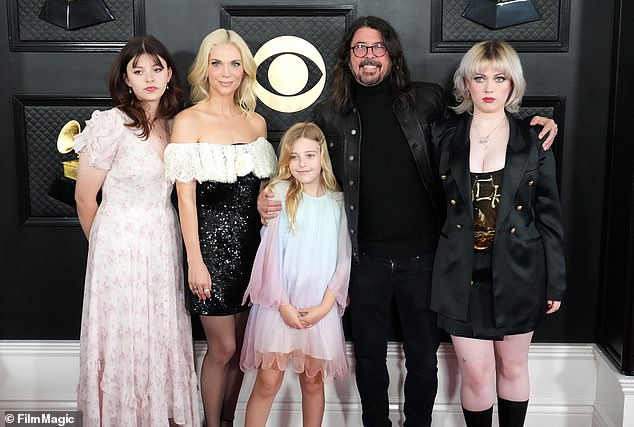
[240,304,348,382]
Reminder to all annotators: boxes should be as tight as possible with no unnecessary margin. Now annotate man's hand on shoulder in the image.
[530,115,558,150]
[257,188,282,225]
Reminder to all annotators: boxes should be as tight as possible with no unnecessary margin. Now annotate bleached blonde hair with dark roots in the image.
[452,39,526,114]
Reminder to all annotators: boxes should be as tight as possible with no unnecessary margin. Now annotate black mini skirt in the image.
[438,249,537,340]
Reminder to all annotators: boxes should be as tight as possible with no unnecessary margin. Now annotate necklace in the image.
[150,119,166,141]
[472,116,507,147]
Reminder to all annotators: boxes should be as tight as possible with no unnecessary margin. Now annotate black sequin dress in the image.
[164,137,278,316]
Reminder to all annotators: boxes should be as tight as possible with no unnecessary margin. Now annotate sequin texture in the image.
[188,173,262,316]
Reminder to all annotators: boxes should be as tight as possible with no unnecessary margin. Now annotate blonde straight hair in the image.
[187,29,257,114]
[266,123,340,230]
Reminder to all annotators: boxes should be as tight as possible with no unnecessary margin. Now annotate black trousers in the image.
[349,253,440,427]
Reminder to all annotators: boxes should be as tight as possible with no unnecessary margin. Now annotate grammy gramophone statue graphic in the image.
[463,0,541,30]
[48,120,81,208]
[39,0,115,31]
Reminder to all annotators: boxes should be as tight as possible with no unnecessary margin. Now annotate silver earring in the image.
[128,86,132,95]
[166,83,170,90]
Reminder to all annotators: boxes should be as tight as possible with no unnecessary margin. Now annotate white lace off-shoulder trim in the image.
[164,137,278,183]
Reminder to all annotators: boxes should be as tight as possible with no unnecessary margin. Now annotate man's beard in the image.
[354,59,388,86]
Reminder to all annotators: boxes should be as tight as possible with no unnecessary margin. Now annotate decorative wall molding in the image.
[0,341,618,426]
[430,0,571,52]
[12,96,112,226]
[7,0,145,52]
[594,346,634,427]
[220,5,355,145]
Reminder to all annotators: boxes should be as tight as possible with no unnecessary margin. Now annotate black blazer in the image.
[430,114,566,328]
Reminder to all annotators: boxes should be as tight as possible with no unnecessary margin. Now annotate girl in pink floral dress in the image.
[74,36,199,426]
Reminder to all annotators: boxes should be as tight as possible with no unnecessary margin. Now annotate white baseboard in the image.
[0,341,628,426]
[592,346,634,427]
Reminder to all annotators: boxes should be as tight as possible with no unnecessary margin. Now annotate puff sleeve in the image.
[73,109,125,171]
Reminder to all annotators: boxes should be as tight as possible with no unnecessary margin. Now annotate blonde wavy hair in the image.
[187,29,257,114]
[452,39,526,114]
[266,123,341,230]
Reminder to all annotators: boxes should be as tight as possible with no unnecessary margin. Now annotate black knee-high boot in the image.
[497,397,528,427]
[462,406,493,427]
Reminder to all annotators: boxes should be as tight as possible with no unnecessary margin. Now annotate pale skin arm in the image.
[75,156,107,239]
[531,115,558,150]
[297,289,337,328]
[171,111,211,301]
[175,180,211,301]
[252,112,279,224]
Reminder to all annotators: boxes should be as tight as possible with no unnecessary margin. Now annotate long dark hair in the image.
[331,16,415,112]
[108,35,183,139]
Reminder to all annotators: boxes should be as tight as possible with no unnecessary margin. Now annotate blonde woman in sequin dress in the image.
[74,36,199,426]
[164,29,277,427]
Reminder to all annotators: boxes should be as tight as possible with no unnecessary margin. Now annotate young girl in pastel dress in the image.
[240,122,352,427]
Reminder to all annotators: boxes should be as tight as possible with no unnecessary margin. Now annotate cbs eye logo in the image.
[254,36,326,113]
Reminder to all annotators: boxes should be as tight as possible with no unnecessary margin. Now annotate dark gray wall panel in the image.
[0,0,617,345]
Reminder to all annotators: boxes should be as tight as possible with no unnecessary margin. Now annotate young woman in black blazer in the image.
[431,39,566,427]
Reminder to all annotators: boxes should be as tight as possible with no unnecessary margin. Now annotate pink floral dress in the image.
[74,108,199,427]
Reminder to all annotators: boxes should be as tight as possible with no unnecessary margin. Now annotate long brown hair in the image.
[108,35,184,139]
[331,16,415,111]
[266,123,340,230]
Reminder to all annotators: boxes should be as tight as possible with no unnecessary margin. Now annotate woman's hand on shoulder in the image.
[545,300,561,314]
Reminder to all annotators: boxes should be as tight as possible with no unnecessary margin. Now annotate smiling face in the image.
[466,62,513,115]
[289,137,323,194]
[207,42,244,97]
[348,27,392,86]
[124,53,172,107]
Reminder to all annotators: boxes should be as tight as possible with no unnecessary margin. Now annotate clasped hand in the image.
[279,304,328,329]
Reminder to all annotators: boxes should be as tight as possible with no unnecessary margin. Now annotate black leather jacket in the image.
[314,82,448,259]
